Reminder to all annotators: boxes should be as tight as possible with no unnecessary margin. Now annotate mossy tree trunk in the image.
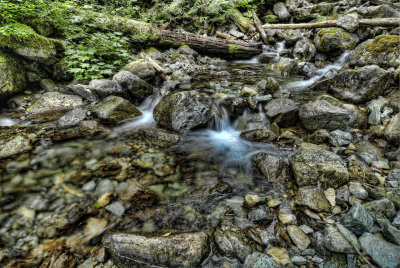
[73,9,262,59]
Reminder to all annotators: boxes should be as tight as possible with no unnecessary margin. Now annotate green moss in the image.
[317,28,357,52]
[171,52,180,61]
[364,35,400,55]
[228,43,240,54]
[264,15,278,23]
[179,44,190,49]
[144,47,158,54]
[0,23,51,49]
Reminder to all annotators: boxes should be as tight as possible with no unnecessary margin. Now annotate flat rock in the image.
[92,96,142,123]
[322,224,359,254]
[359,232,400,268]
[341,201,374,235]
[295,186,331,212]
[0,135,32,159]
[103,232,209,267]
[264,98,299,127]
[289,149,349,189]
[57,108,86,129]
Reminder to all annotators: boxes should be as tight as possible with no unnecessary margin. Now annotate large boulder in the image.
[314,28,359,55]
[153,90,213,132]
[293,38,316,62]
[103,232,209,267]
[0,23,57,64]
[26,92,83,121]
[321,65,394,104]
[273,2,291,21]
[0,51,26,97]
[113,71,153,101]
[92,96,142,123]
[384,113,400,145]
[289,149,349,189]
[359,233,400,268]
[323,224,360,254]
[124,59,156,81]
[89,79,128,100]
[349,35,400,68]
[299,100,350,131]
[264,98,299,127]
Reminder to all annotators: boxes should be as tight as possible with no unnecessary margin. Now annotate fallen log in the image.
[262,17,400,29]
[73,9,262,59]
[252,11,268,45]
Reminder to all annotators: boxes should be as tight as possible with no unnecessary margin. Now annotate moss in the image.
[179,44,190,49]
[0,23,52,49]
[0,51,26,96]
[228,43,240,54]
[364,35,400,55]
[144,47,159,54]
[171,52,180,61]
[264,15,279,23]
[317,28,357,52]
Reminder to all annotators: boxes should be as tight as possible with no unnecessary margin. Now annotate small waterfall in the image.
[284,51,350,91]
[234,41,285,64]
[0,116,19,127]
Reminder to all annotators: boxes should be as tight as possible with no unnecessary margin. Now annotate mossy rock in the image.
[0,51,26,97]
[349,35,400,68]
[53,57,73,81]
[0,23,57,65]
[314,27,359,55]
[26,19,55,37]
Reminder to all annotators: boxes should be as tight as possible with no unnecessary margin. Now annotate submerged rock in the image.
[153,90,213,132]
[92,96,142,123]
[289,149,349,189]
[299,100,350,131]
[113,71,153,100]
[138,128,181,148]
[104,232,209,267]
[26,92,83,121]
[325,65,394,104]
[359,232,400,268]
[0,23,57,64]
[349,35,400,68]
[0,51,26,97]
[314,28,359,55]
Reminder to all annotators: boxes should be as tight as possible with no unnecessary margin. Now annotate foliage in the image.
[65,31,134,80]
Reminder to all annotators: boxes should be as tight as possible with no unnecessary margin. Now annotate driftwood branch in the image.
[262,17,400,29]
[73,9,262,59]
[139,53,170,81]
[252,11,268,45]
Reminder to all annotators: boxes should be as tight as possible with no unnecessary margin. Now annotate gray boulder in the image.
[293,38,316,62]
[92,96,142,123]
[264,98,299,127]
[299,100,350,131]
[341,201,374,235]
[153,90,213,132]
[89,79,128,100]
[377,218,400,246]
[103,232,209,267]
[384,113,400,145]
[336,14,359,32]
[359,232,400,268]
[323,224,360,254]
[326,65,394,104]
[314,28,359,55]
[289,149,349,189]
[57,108,86,129]
[364,198,396,220]
[273,2,291,21]
[124,59,156,81]
[349,35,400,69]
[113,71,153,101]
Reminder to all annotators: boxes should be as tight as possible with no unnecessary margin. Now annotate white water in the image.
[0,116,19,127]
[285,52,350,91]
[234,42,285,64]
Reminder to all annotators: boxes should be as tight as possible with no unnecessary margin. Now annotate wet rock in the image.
[0,51,26,97]
[364,198,396,220]
[289,149,349,189]
[92,96,142,123]
[266,247,292,266]
[26,92,83,121]
[214,220,253,261]
[241,86,258,97]
[291,256,307,265]
[138,128,180,148]
[124,59,156,81]
[252,153,290,183]
[113,71,153,101]
[323,224,360,254]
[314,28,359,55]
[394,212,400,229]
[349,35,400,69]
[53,57,73,81]
[264,98,299,127]
[89,79,127,100]
[57,108,86,129]
[359,232,400,268]
[221,97,248,117]
[0,23,57,64]
[104,232,209,267]
[287,225,310,251]
[153,90,213,132]
[336,14,359,32]
[240,129,277,143]
[244,194,261,208]
[273,2,291,21]
[377,218,400,246]
[349,182,368,200]
[0,135,32,159]
[341,201,374,235]
[293,38,316,62]
[384,113,400,145]
[266,77,280,93]
[299,100,350,131]
[329,130,352,147]
[243,252,279,268]
[326,65,394,104]
[295,186,331,212]
[248,206,273,223]
[237,113,269,131]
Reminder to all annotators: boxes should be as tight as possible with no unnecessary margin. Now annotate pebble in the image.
[105,202,125,217]
[291,256,308,265]
[287,225,310,251]
[82,181,96,192]
[348,182,368,199]
[299,225,314,234]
